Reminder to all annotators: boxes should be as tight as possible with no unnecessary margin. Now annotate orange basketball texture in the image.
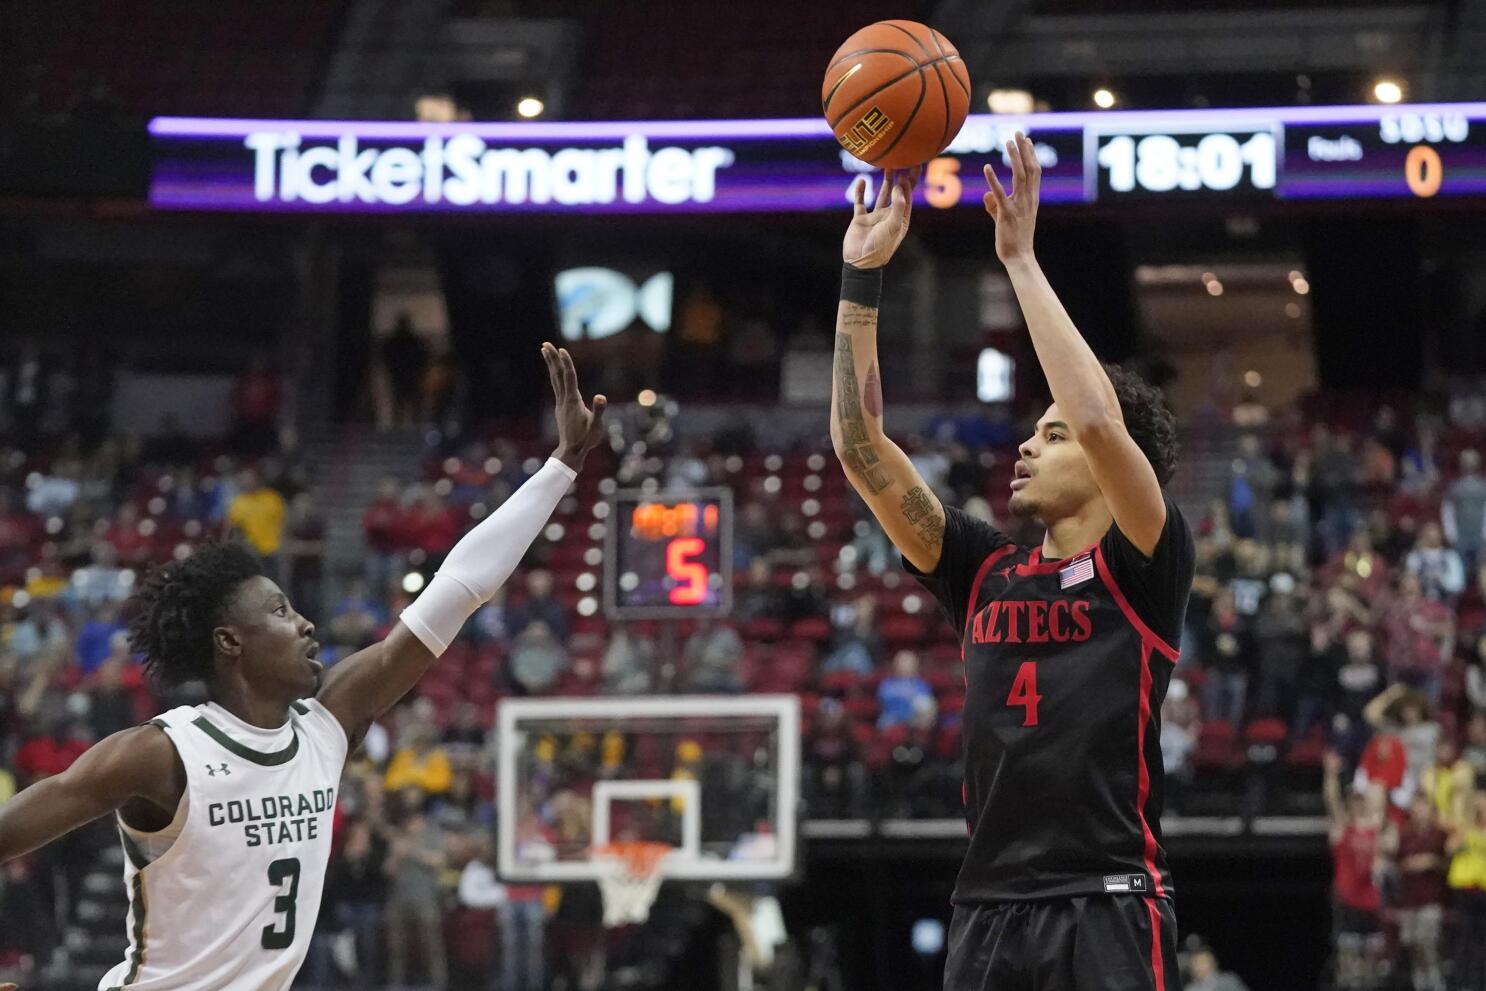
[821,20,971,169]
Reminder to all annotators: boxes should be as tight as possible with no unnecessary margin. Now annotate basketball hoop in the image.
[592,841,671,927]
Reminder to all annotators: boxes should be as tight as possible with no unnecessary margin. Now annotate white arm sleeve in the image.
[399,457,577,656]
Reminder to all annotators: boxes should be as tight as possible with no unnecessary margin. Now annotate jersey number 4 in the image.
[261,857,301,950]
[1006,661,1043,727]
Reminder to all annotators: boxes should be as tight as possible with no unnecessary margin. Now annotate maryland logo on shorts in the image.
[837,106,895,158]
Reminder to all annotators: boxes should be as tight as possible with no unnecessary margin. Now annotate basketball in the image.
[821,20,972,170]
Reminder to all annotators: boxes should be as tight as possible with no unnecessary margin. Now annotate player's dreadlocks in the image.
[126,543,264,687]
[1104,363,1179,487]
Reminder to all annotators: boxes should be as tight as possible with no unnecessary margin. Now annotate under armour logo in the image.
[206,763,230,776]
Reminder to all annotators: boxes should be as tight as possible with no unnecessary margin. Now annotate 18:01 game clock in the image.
[603,488,733,619]
[1092,123,1279,200]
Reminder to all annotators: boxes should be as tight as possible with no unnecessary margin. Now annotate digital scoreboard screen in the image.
[604,489,732,619]
[149,103,1486,212]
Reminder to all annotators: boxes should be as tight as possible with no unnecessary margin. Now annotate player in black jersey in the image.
[830,134,1193,990]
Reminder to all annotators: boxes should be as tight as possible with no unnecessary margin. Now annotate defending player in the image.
[830,134,1193,990]
[0,345,605,991]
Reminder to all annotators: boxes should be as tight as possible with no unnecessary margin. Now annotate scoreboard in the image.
[604,488,732,619]
[928,106,1482,204]
[150,103,1486,213]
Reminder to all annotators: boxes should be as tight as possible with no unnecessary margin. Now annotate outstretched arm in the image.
[1322,750,1347,842]
[829,170,947,574]
[317,344,606,742]
[0,725,184,865]
[984,133,1166,555]
[1361,683,1408,730]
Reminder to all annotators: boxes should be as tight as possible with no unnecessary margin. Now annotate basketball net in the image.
[592,841,671,927]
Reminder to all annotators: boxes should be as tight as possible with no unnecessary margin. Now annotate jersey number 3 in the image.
[1006,661,1043,727]
[261,857,301,950]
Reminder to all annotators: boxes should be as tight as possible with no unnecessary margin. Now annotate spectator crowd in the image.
[5,375,1486,989]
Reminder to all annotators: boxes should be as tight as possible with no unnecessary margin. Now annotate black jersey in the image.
[905,496,1195,904]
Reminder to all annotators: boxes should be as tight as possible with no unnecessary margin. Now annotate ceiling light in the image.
[987,89,1035,114]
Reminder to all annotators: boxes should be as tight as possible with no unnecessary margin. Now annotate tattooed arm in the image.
[830,302,947,573]
[830,169,946,573]
[832,170,945,573]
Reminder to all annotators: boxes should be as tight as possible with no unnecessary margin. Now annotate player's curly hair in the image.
[126,543,264,687]
[1104,363,1179,486]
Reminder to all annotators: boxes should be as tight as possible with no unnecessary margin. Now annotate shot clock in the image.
[604,488,733,619]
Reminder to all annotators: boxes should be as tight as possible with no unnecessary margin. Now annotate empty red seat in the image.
[1192,721,1244,773]
[1244,718,1288,746]
[1286,730,1327,770]
[573,616,607,636]
[419,680,458,706]
[1244,718,1289,765]
[929,643,963,666]
[927,670,961,694]
[751,659,811,694]
[864,740,894,770]
[741,617,785,642]
[1197,719,1236,744]
[789,616,831,642]
[879,614,927,645]
[820,671,862,696]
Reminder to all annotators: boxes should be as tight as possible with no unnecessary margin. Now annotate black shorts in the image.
[944,896,1180,991]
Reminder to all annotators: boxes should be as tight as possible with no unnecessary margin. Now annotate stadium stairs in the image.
[315,0,447,120]
[31,822,126,990]
[1168,423,1242,518]
[1431,0,1486,101]
[303,425,428,580]
[315,0,580,121]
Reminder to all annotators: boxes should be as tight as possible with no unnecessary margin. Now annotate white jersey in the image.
[99,699,348,991]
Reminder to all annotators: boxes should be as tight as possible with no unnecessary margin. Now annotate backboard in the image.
[496,695,799,882]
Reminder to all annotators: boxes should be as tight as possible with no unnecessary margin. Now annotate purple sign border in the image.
[149,102,1486,142]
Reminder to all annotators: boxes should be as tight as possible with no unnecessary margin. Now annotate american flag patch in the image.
[1059,555,1095,589]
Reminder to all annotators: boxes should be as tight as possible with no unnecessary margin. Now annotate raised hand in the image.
[842,168,920,270]
[541,343,607,471]
[983,131,1042,263]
